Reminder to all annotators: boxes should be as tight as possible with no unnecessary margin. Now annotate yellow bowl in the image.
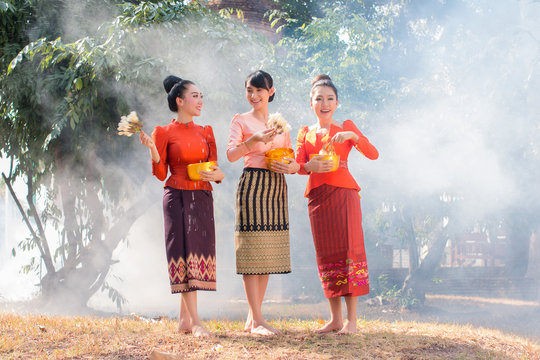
[309,154,340,172]
[265,147,294,159]
[187,161,217,181]
[265,148,294,169]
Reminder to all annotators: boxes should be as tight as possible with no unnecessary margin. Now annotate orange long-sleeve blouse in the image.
[151,120,218,191]
[296,120,379,197]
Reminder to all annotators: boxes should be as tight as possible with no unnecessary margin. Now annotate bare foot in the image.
[250,320,282,335]
[314,321,343,334]
[243,312,253,332]
[250,325,276,336]
[337,320,357,335]
[178,322,191,334]
[191,325,210,338]
[264,323,282,335]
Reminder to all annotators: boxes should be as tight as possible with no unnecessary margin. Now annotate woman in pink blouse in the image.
[227,70,300,336]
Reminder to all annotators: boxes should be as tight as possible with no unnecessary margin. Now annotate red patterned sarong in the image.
[308,184,369,298]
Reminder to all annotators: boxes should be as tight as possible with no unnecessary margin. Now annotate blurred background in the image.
[1,0,539,333]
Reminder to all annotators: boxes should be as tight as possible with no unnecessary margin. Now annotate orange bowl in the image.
[265,147,294,159]
[265,148,294,170]
[309,154,340,172]
[187,161,217,181]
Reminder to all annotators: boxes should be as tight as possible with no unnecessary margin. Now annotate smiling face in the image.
[310,85,338,122]
[176,83,203,116]
[246,82,275,111]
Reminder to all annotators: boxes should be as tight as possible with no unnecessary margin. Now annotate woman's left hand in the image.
[331,131,358,144]
[200,166,225,182]
[269,157,300,174]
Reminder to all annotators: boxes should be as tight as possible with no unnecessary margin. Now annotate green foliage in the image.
[269,0,391,36]
[268,3,397,130]
[371,274,418,308]
[101,280,127,312]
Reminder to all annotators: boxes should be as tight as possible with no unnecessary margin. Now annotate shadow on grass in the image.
[203,329,519,360]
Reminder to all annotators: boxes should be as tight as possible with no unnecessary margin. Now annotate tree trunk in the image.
[400,206,419,272]
[40,196,149,312]
[505,210,531,278]
[401,227,449,305]
[527,227,540,310]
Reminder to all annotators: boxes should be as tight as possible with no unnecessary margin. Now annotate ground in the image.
[1,295,539,359]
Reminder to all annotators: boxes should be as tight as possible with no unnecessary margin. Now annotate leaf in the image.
[7,52,24,74]
[74,78,83,91]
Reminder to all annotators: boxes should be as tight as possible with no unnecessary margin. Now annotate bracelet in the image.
[242,141,251,151]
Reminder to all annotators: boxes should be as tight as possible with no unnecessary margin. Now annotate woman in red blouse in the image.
[139,75,225,337]
[296,75,379,334]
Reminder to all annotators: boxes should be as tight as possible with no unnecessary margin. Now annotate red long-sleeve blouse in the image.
[151,120,218,191]
[296,120,379,197]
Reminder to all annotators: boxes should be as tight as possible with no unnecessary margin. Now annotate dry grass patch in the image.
[1,312,539,359]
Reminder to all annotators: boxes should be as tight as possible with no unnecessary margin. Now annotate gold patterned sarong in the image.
[235,168,291,274]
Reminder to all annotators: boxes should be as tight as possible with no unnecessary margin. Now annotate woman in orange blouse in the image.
[139,75,225,337]
[296,75,378,334]
[227,70,300,336]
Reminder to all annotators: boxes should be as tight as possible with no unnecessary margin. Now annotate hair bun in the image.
[163,75,182,93]
[312,74,332,86]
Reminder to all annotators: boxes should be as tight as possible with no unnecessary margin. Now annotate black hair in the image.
[310,74,338,100]
[245,70,275,102]
[163,75,195,112]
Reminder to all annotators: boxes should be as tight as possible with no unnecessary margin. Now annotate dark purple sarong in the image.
[163,187,216,293]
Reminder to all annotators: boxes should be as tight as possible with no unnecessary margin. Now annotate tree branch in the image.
[2,172,46,259]
[25,168,55,274]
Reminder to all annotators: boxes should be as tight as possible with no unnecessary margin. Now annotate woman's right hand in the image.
[140,131,160,163]
[200,165,225,182]
[139,131,154,149]
[252,128,277,144]
[304,156,335,173]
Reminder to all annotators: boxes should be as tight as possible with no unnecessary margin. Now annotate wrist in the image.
[241,140,251,151]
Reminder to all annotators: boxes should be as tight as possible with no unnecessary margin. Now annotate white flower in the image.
[117,111,143,136]
[267,112,291,134]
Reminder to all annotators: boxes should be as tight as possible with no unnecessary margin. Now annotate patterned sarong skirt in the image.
[163,187,216,293]
[235,168,291,275]
[308,184,369,298]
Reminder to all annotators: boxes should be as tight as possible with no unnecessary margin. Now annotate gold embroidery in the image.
[306,128,317,146]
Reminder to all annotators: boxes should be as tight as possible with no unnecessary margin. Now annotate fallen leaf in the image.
[149,349,182,360]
